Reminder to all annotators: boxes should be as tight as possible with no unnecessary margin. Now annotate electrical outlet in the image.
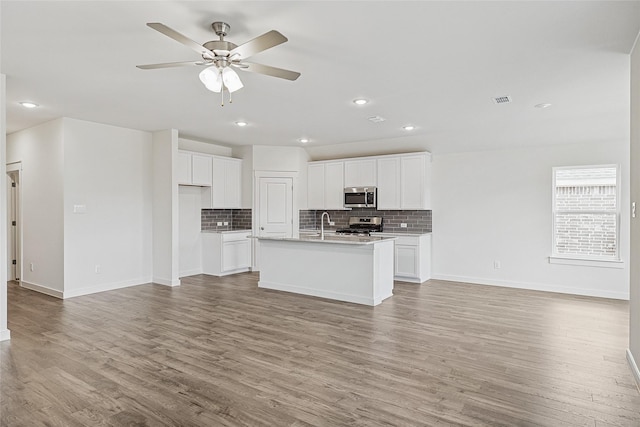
[217,222,223,226]
[223,222,229,226]
[30,263,34,272]
[400,223,408,228]
[95,265,101,274]
[494,261,501,269]
[329,221,335,226]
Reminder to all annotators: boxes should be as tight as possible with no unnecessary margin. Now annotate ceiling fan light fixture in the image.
[222,67,243,93]
[199,66,223,92]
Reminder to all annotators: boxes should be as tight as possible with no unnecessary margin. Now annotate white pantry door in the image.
[258,177,293,238]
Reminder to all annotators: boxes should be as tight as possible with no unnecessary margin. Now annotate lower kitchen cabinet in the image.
[202,231,252,276]
[376,233,431,283]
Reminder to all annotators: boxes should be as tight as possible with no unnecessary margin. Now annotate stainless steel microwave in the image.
[344,187,377,208]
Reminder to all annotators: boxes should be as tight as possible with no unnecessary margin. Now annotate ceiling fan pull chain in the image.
[220,85,224,107]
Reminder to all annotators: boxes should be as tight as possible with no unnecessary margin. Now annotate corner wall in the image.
[432,140,630,299]
[152,129,180,286]
[628,31,640,386]
[0,74,8,341]
[6,119,65,296]
[62,118,153,297]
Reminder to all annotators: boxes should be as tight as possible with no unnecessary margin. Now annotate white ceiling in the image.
[2,1,640,158]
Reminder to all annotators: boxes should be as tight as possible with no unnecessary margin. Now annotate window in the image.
[552,165,620,262]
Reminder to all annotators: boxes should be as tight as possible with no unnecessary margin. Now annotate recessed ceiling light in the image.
[19,101,38,109]
[353,98,369,105]
[403,125,415,131]
[534,103,552,109]
[298,138,309,144]
[235,121,248,127]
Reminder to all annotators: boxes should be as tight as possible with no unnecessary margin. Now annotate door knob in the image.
[261,227,264,230]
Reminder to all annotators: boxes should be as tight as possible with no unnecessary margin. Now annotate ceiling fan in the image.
[137,21,301,105]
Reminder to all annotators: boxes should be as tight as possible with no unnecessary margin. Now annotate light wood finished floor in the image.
[2,274,640,426]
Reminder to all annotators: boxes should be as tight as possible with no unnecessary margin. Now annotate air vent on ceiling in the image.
[368,115,386,123]
[492,95,512,104]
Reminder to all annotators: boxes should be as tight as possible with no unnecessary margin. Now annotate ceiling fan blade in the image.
[147,22,213,57]
[240,62,300,81]
[230,62,250,69]
[136,60,207,70]
[229,30,288,60]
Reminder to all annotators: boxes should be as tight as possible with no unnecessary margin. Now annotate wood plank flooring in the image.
[2,274,640,426]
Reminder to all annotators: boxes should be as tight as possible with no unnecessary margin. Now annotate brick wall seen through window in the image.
[553,166,618,259]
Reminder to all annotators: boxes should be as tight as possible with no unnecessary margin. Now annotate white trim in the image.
[431,274,629,300]
[63,277,153,299]
[21,281,64,299]
[6,162,22,172]
[0,329,10,341]
[258,279,391,306]
[152,277,181,287]
[178,268,202,278]
[627,349,640,393]
[549,256,624,269]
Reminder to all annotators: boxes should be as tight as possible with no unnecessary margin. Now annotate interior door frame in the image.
[252,170,299,271]
[6,162,22,285]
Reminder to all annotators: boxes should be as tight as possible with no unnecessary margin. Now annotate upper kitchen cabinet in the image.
[177,150,213,186]
[376,153,431,210]
[344,159,377,188]
[307,160,345,210]
[211,156,242,209]
[401,153,431,209]
[376,157,401,209]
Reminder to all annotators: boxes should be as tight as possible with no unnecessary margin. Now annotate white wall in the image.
[628,32,640,380]
[6,119,65,296]
[62,118,153,297]
[178,185,202,276]
[178,137,233,157]
[432,141,630,299]
[152,129,180,286]
[0,74,8,341]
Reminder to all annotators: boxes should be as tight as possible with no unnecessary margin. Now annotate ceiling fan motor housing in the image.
[211,21,231,38]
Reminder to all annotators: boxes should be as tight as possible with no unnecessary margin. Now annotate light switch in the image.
[633,202,636,218]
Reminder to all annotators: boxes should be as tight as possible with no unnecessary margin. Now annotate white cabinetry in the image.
[376,157,401,210]
[376,153,431,210]
[401,154,431,209]
[202,231,251,276]
[212,156,242,209]
[344,159,376,187]
[177,150,213,186]
[307,160,344,210]
[376,233,431,283]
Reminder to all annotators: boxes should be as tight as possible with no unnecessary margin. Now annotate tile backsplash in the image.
[202,209,252,231]
[300,209,432,234]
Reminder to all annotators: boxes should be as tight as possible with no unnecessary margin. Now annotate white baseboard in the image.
[63,277,153,299]
[152,277,181,287]
[258,279,390,306]
[627,349,640,392]
[179,268,202,277]
[0,329,10,342]
[21,281,64,299]
[431,274,629,300]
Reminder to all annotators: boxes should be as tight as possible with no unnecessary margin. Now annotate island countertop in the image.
[254,234,396,245]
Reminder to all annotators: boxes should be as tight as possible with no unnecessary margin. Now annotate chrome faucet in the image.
[321,211,331,240]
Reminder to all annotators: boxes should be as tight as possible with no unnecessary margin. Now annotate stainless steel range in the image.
[336,216,383,236]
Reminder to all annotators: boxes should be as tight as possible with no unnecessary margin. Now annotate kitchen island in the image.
[257,234,395,306]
